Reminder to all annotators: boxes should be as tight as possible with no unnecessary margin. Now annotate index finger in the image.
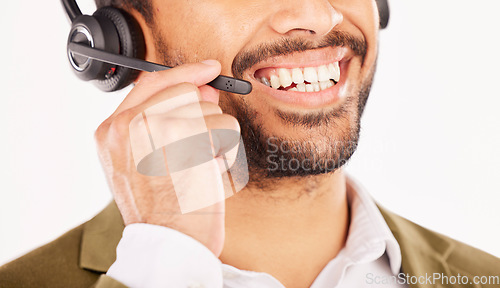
[114,60,222,115]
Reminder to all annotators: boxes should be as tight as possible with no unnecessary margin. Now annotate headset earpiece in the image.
[375,0,390,29]
[66,6,145,92]
[93,7,145,91]
[68,14,120,82]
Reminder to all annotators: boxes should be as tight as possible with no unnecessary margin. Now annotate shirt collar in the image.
[344,175,402,275]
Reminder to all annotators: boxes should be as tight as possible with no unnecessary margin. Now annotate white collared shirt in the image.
[107,177,408,288]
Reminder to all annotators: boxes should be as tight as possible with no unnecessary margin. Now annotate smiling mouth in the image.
[254,61,340,92]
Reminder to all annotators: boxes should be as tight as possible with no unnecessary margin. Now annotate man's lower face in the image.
[220,68,373,183]
[222,31,374,183]
[154,30,375,183]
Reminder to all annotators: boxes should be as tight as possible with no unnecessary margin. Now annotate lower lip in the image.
[250,61,350,108]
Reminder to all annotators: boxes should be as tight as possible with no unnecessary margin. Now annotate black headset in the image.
[377,0,390,30]
[63,0,144,92]
[62,0,389,93]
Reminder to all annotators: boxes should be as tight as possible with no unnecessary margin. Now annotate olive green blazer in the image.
[0,202,498,288]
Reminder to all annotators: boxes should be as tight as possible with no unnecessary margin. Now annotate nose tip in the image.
[269,1,343,38]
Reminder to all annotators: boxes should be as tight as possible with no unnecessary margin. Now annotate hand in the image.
[94,60,240,257]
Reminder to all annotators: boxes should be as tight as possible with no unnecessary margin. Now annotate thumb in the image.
[197,60,222,105]
[198,84,220,105]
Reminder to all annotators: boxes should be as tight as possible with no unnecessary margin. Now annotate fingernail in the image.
[201,59,220,66]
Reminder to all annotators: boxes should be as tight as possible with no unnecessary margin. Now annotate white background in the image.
[0,0,499,266]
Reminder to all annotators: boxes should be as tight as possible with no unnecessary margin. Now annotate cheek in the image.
[333,0,379,66]
[152,1,255,74]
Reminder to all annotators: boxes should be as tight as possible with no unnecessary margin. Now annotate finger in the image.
[114,60,221,115]
[128,83,205,167]
[135,82,203,119]
[130,113,239,169]
[113,83,209,168]
[159,114,240,175]
[198,85,219,104]
[204,114,241,171]
[163,102,223,119]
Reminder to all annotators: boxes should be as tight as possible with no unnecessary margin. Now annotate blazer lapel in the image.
[379,206,455,288]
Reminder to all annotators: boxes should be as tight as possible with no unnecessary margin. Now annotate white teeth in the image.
[297,83,306,92]
[329,62,340,82]
[261,77,271,87]
[328,63,336,80]
[317,65,330,82]
[259,61,340,92]
[319,81,329,90]
[320,80,334,90]
[291,68,304,84]
[312,83,320,92]
[270,75,280,89]
[303,67,318,83]
[278,68,293,88]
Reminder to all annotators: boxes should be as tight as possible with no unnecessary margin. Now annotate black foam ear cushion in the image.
[68,14,120,82]
[376,0,390,29]
[93,7,146,92]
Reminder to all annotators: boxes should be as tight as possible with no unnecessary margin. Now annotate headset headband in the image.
[62,0,82,22]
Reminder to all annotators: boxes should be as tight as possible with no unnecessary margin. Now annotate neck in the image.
[220,170,349,288]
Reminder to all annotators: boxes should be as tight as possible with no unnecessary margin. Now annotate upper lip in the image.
[246,46,354,81]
